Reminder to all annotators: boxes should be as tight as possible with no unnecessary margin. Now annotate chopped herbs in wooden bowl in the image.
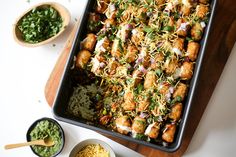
[13,2,70,47]
[18,6,62,43]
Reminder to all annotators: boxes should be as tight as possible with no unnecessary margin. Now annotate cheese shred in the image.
[76,144,109,157]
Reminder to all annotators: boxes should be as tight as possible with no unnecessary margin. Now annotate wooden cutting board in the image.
[44,0,236,156]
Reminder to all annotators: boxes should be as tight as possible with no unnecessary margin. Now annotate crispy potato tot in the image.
[162,124,176,143]
[173,38,185,51]
[116,116,131,135]
[172,38,185,56]
[104,18,116,28]
[137,95,150,112]
[111,39,122,59]
[158,82,170,96]
[173,82,188,100]
[155,0,165,5]
[191,22,204,41]
[122,90,136,111]
[180,61,194,80]
[95,37,110,53]
[199,0,209,4]
[186,41,200,61]
[196,4,209,19]
[132,116,147,134]
[76,50,91,69]
[181,5,191,16]
[132,70,143,87]
[176,19,190,37]
[108,58,119,75]
[150,52,164,70]
[81,33,97,51]
[125,44,138,63]
[131,27,145,46]
[96,0,110,13]
[164,57,178,75]
[169,103,183,121]
[144,71,157,90]
[145,122,160,139]
[105,3,117,19]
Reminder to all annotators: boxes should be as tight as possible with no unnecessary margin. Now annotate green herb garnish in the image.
[18,6,62,43]
[163,26,174,32]
[30,120,62,157]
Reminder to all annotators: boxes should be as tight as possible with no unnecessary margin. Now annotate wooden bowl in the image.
[13,2,70,47]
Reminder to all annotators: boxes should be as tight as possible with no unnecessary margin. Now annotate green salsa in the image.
[18,6,62,43]
[30,120,63,157]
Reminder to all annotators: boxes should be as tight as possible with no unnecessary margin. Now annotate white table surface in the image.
[0,0,235,157]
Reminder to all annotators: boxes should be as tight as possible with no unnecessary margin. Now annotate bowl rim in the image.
[69,139,116,157]
[26,117,65,157]
[13,2,71,47]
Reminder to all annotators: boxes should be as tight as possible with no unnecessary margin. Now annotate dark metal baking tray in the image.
[52,0,217,152]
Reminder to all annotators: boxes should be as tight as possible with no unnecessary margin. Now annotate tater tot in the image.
[181,5,191,16]
[81,33,97,51]
[122,90,136,111]
[168,17,175,27]
[104,19,116,28]
[122,101,136,111]
[186,41,200,61]
[121,6,133,21]
[75,50,91,69]
[105,3,117,19]
[125,44,138,63]
[180,62,194,80]
[169,103,183,121]
[144,71,157,89]
[173,38,185,50]
[162,124,176,143]
[164,57,178,75]
[96,0,110,14]
[196,4,209,19]
[131,27,144,46]
[132,70,143,87]
[173,38,185,52]
[115,116,131,135]
[173,82,188,100]
[145,122,160,139]
[191,22,204,41]
[95,37,110,53]
[176,19,190,37]
[155,0,165,5]
[158,82,170,96]
[132,116,147,134]
[150,52,164,70]
[199,0,209,4]
[111,39,122,59]
[137,95,150,112]
[108,58,119,75]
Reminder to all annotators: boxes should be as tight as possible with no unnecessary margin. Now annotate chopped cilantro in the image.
[18,6,62,43]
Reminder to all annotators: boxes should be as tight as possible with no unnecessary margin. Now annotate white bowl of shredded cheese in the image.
[69,139,116,157]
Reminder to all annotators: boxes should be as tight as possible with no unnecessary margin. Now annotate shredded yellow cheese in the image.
[76,144,109,157]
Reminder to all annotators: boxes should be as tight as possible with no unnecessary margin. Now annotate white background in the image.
[0,0,235,157]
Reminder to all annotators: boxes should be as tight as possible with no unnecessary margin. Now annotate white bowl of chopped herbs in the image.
[13,2,70,47]
[26,117,65,157]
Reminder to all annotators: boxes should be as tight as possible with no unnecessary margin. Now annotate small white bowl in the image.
[69,139,116,157]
